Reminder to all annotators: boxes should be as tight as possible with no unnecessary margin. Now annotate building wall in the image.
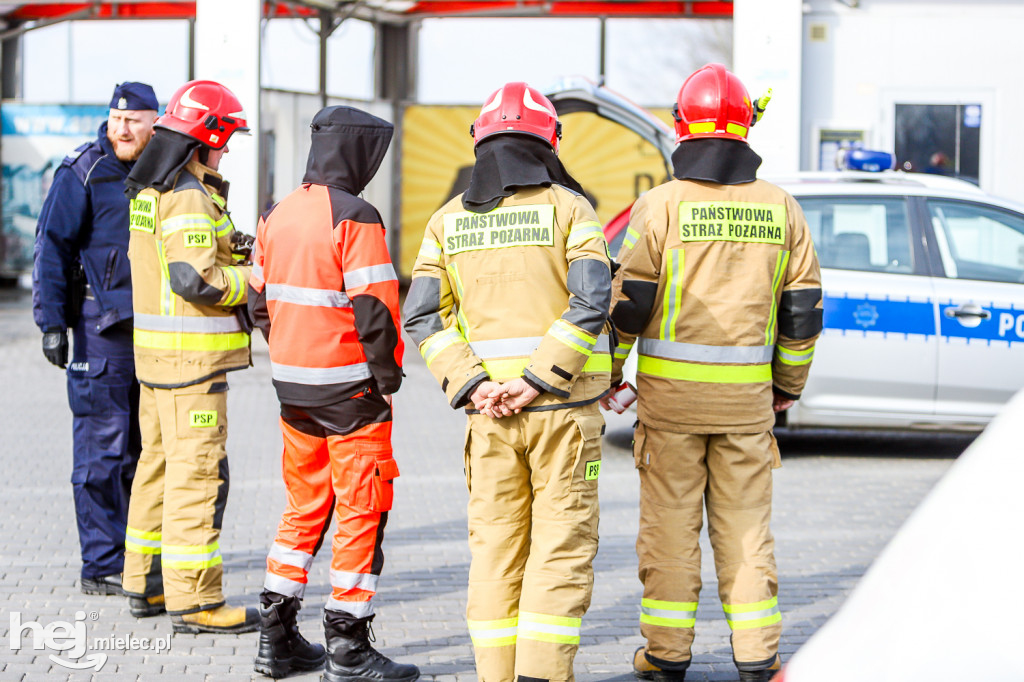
[799,0,1024,200]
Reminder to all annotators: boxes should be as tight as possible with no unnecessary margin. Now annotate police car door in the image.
[924,198,1024,423]
[792,194,937,428]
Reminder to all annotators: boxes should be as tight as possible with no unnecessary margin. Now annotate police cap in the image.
[109,82,159,112]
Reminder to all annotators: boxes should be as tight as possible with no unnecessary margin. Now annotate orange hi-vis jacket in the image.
[248,120,402,407]
[127,158,251,389]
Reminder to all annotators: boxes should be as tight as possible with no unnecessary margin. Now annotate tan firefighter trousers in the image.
[634,423,782,670]
[123,376,230,615]
[464,402,603,682]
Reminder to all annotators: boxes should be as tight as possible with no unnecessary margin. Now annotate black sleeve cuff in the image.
[773,386,801,401]
[451,372,490,409]
[522,374,546,395]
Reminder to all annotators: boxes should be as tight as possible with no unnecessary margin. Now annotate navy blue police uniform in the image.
[31,83,157,591]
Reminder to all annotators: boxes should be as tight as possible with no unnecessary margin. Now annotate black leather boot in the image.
[253,593,326,678]
[323,610,419,682]
[737,654,782,682]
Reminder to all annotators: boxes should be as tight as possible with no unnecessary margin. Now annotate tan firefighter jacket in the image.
[610,177,822,433]
[405,185,613,410]
[128,158,252,388]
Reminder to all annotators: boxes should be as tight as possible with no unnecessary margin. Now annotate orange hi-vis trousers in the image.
[263,402,398,617]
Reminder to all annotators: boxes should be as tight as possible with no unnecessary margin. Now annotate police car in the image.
[549,81,1024,431]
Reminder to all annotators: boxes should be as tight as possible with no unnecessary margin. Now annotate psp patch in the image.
[584,460,601,481]
[184,230,213,248]
[189,410,218,428]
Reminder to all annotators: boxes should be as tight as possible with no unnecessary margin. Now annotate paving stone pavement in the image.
[0,288,971,681]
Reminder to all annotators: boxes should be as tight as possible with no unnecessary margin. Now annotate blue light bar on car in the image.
[841,149,895,172]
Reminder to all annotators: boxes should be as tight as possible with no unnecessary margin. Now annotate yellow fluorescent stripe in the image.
[127,527,161,541]
[482,358,528,380]
[727,612,782,630]
[470,635,517,647]
[422,329,461,366]
[661,250,683,341]
[723,597,778,614]
[162,214,214,235]
[638,356,772,384]
[162,542,219,554]
[134,329,249,352]
[214,217,232,238]
[726,122,748,137]
[228,266,245,306]
[555,320,596,346]
[467,617,518,630]
[125,542,161,555]
[519,612,581,627]
[766,250,790,344]
[163,556,223,570]
[688,121,716,134]
[640,614,695,628]
[518,631,579,645]
[582,353,611,373]
[552,334,592,356]
[642,598,698,610]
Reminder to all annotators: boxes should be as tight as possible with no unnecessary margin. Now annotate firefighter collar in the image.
[671,137,763,185]
[462,135,585,214]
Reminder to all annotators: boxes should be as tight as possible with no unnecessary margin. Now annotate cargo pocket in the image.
[633,421,647,471]
[768,431,782,469]
[357,442,399,513]
[462,422,473,494]
[67,358,107,416]
[570,411,605,492]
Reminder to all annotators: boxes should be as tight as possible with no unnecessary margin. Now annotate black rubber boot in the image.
[322,611,419,682]
[253,592,326,678]
[737,654,782,682]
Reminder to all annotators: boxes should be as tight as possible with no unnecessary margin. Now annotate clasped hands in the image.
[469,378,540,419]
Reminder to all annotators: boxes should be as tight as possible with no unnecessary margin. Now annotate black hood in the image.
[302,106,394,194]
[462,134,586,214]
[671,137,762,185]
[125,127,200,199]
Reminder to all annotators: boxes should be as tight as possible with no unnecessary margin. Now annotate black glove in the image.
[42,330,69,368]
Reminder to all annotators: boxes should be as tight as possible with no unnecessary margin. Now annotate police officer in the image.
[32,82,158,596]
[249,105,417,682]
[606,64,822,682]
[122,79,257,633]
[405,82,612,682]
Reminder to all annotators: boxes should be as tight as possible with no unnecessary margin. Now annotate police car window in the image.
[797,197,913,273]
[928,201,1024,284]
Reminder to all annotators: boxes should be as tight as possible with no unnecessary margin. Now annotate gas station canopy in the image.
[0,0,732,25]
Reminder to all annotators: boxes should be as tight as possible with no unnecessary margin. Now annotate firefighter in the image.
[32,82,157,596]
[248,105,417,682]
[122,79,257,634]
[404,82,612,682]
[606,64,822,682]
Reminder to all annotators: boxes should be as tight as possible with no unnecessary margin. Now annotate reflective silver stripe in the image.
[638,338,774,364]
[549,320,596,353]
[326,599,374,618]
[163,547,221,564]
[271,362,373,385]
[468,626,518,641]
[724,605,780,623]
[330,570,379,593]
[470,334,609,359]
[345,263,397,289]
[642,605,697,620]
[268,543,314,571]
[567,221,603,247]
[470,336,544,358]
[124,536,161,549]
[264,573,306,598]
[776,346,814,365]
[266,283,351,308]
[251,263,263,280]
[134,313,242,334]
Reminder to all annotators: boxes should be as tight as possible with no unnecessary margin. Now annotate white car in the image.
[549,81,1024,431]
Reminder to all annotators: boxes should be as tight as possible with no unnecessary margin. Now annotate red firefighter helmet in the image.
[155,80,250,149]
[470,82,562,152]
[673,63,753,144]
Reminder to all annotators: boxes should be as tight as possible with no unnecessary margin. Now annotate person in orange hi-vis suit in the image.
[248,106,417,682]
